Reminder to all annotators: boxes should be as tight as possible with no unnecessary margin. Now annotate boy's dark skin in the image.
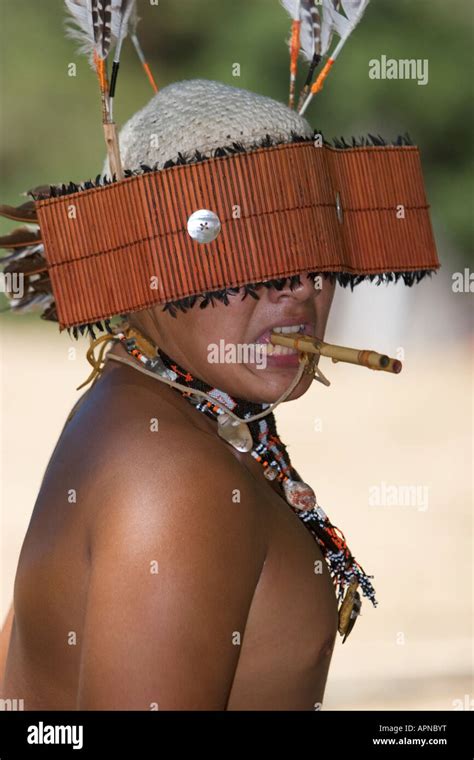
[1,273,339,710]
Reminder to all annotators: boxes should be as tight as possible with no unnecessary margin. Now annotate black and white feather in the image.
[299,1,323,62]
[64,0,131,63]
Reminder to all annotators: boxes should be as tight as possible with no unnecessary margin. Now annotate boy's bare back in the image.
[1,358,338,710]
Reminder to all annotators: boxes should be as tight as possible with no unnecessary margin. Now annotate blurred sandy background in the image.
[1,0,472,710]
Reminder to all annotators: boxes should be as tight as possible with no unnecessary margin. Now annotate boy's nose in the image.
[266,272,316,303]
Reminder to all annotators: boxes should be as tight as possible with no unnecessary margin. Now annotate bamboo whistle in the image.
[270,332,402,374]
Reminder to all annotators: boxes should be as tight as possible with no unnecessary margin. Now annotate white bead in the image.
[187,209,221,244]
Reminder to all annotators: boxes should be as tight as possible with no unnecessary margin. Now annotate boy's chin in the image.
[238,373,313,404]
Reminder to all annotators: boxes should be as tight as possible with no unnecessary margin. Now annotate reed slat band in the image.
[35,140,439,328]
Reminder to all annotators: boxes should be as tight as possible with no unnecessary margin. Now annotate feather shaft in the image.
[129,4,158,92]
[130,33,158,92]
[289,16,301,108]
[0,228,42,249]
[0,202,38,223]
[298,0,370,115]
[280,0,302,109]
[65,1,124,178]
[109,0,136,114]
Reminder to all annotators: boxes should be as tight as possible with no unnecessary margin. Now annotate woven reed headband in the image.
[34,138,438,329]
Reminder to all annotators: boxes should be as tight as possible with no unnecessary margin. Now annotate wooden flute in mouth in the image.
[269,332,403,374]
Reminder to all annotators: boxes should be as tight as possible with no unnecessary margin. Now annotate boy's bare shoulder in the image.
[58,362,266,558]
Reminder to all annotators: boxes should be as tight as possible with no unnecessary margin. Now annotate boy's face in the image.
[136,273,336,404]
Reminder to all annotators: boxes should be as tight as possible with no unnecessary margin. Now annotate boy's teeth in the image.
[273,324,304,334]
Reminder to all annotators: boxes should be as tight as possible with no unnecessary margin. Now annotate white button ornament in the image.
[187,209,221,244]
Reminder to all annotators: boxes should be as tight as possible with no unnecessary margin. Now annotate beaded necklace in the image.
[108,324,377,641]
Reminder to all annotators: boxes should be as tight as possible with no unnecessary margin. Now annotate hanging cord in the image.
[106,351,309,423]
[77,332,311,424]
[76,334,117,390]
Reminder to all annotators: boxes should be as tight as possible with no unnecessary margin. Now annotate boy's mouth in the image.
[254,323,312,356]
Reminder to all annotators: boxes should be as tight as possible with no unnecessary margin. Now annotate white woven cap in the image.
[104,78,313,175]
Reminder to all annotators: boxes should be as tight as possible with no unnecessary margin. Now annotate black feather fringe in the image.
[28,131,414,201]
[65,318,114,341]
[158,269,435,322]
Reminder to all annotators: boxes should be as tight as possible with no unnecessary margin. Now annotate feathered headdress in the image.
[0,0,439,338]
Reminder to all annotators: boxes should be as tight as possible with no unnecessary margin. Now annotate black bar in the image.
[0,709,471,757]
[109,61,120,99]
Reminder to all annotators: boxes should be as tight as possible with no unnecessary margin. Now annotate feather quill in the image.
[282,1,337,110]
[282,0,335,64]
[0,201,38,224]
[296,1,323,110]
[129,2,158,93]
[113,0,135,63]
[108,0,136,118]
[298,0,322,63]
[299,0,370,115]
[8,292,54,314]
[297,1,342,108]
[0,227,42,249]
[320,0,341,57]
[280,0,302,108]
[64,0,126,178]
[0,244,43,265]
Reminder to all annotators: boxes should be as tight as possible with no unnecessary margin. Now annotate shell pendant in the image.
[217,413,253,453]
[283,479,317,511]
[338,578,362,643]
